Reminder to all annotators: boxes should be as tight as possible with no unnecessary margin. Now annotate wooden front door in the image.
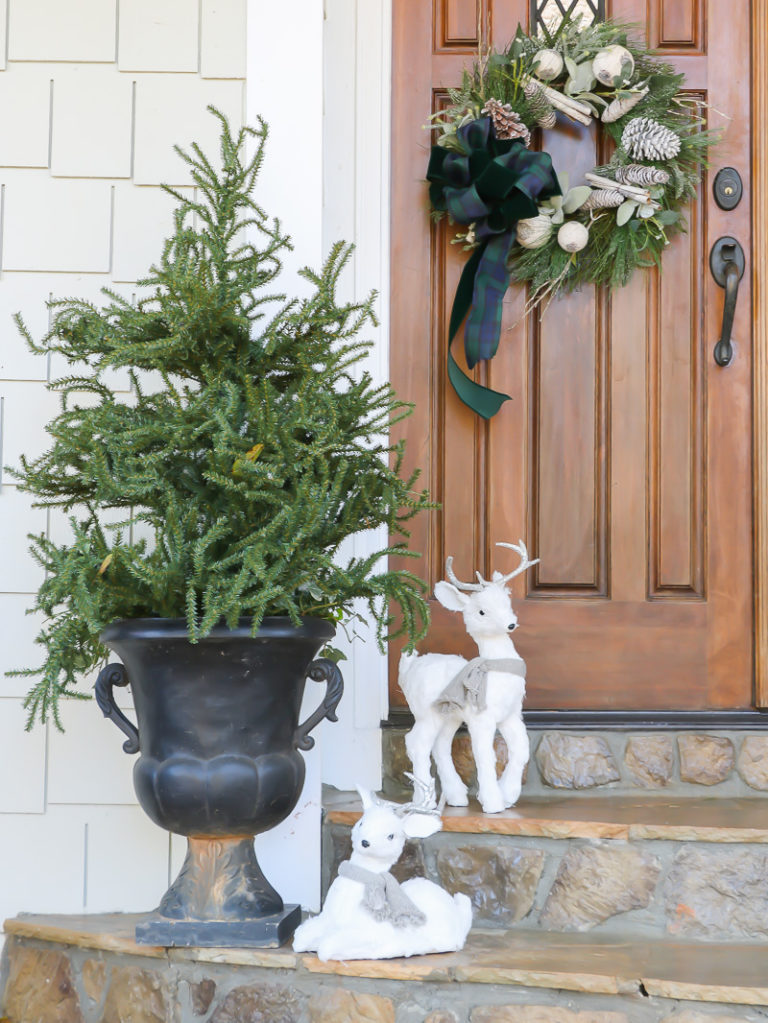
[390,0,755,710]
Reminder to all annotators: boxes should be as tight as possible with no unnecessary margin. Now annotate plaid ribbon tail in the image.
[447,237,513,420]
[427,123,560,419]
[464,233,514,367]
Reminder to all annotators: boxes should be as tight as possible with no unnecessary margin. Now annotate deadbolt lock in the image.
[713,167,743,211]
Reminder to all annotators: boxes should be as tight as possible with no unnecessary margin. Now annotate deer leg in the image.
[465,713,505,814]
[404,717,441,804]
[432,716,468,806]
[498,711,529,807]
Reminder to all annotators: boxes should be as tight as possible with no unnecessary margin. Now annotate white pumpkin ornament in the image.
[532,48,564,81]
[592,45,635,87]
[557,221,589,253]
[516,215,553,249]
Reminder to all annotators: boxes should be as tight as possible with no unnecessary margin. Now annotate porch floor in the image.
[4,912,768,1007]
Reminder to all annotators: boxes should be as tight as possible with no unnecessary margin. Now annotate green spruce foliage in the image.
[9,109,431,728]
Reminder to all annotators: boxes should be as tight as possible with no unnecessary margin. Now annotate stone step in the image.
[4,912,768,1021]
[323,790,768,943]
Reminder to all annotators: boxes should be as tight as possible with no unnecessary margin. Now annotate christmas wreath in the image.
[427,17,716,418]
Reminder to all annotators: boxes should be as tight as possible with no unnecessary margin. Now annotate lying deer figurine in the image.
[399,541,538,814]
[292,782,472,960]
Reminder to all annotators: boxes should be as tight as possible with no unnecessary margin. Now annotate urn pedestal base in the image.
[134,835,300,948]
[134,905,301,948]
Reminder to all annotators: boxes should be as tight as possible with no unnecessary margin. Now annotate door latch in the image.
[710,236,745,367]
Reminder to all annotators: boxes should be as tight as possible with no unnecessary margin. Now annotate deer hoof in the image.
[479,794,505,814]
[443,788,469,806]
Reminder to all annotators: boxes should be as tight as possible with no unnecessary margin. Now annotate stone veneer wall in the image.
[382,729,768,797]
[2,937,767,1023]
[324,821,768,942]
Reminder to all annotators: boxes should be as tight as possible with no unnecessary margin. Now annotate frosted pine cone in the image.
[621,117,681,161]
[523,80,556,129]
[582,189,625,210]
[482,99,531,146]
[614,163,670,186]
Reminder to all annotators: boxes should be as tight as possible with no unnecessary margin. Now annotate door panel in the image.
[390,0,753,710]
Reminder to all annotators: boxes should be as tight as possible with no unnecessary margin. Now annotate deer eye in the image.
[478,610,485,616]
[387,833,394,840]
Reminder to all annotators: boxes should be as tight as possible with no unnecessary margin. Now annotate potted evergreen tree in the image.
[9,111,430,947]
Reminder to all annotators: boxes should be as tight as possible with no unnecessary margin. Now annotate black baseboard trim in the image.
[383,708,768,732]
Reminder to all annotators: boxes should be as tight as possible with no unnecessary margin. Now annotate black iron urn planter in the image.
[95,616,343,948]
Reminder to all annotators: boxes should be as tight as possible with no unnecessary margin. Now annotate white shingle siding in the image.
[2,175,113,272]
[0,0,249,931]
[118,0,200,74]
[132,76,245,185]
[8,0,117,62]
[0,594,43,691]
[0,698,47,812]
[111,185,189,283]
[0,67,52,168]
[0,0,392,932]
[51,67,134,179]
[200,0,247,79]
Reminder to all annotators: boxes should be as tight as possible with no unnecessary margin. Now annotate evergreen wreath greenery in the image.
[9,109,432,729]
[428,17,716,415]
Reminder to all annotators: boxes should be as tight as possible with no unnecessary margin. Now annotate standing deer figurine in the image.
[399,541,538,814]
[292,782,472,960]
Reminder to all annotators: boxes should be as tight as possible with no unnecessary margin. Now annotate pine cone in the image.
[614,163,670,186]
[582,189,625,210]
[523,80,556,130]
[621,118,681,161]
[482,99,531,146]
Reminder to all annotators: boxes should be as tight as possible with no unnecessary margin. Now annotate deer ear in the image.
[356,785,377,811]
[402,812,443,840]
[434,581,467,613]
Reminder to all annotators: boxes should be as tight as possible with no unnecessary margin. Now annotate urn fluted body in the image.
[96,616,343,946]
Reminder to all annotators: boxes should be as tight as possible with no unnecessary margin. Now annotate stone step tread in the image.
[325,790,768,843]
[6,913,768,1007]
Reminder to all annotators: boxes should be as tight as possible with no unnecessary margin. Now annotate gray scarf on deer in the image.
[435,656,526,714]
[337,862,426,927]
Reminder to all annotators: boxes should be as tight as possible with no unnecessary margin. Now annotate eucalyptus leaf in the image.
[564,56,579,79]
[638,203,656,219]
[581,92,609,107]
[567,61,596,94]
[552,209,564,225]
[657,209,680,225]
[616,200,638,226]
[562,186,592,213]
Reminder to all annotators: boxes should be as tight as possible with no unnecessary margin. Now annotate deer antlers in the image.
[493,540,540,584]
[445,556,484,592]
[444,540,539,590]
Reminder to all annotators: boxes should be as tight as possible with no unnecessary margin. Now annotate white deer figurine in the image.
[399,541,538,814]
[292,782,472,960]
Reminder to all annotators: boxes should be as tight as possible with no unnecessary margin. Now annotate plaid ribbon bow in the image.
[427,118,560,418]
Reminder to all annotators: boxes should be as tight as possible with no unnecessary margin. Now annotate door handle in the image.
[710,236,745,367]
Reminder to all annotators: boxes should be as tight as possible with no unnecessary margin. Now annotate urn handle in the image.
[94,663,140,754]
[294,658,344,751]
